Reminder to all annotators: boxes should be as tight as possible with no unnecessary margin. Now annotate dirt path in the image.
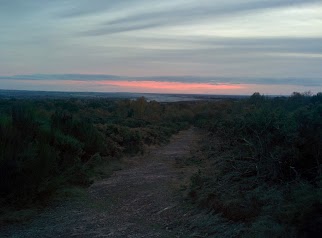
[1,128,203,238]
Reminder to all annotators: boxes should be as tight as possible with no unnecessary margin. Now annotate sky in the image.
[0,0,322,95]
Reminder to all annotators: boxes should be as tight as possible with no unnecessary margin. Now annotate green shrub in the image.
[188,92,322,237]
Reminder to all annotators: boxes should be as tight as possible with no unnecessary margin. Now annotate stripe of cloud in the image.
[0,74,122,81]
[81,0,321,36]
[106,0,319,25]
[64,0,320,19]
[203,37,322,55]
[82,22,167,36]
[125,36,322,54]
[58,0,150,18]
[145,77,322,87]
[114,37,322,61]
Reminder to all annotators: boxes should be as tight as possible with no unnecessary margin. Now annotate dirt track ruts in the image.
[0,127,202,238]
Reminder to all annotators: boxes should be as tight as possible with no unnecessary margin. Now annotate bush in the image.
[0,97,194,209]
[187,92,322,237]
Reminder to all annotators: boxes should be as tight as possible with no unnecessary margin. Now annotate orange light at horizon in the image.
[97,80,244,93]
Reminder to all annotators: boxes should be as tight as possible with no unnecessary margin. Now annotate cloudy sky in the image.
[0,0,322,94]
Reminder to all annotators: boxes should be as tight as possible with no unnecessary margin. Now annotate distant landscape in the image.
[0,89,249,102]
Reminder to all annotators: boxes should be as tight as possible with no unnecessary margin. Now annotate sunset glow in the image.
[1,0,322,94]
[1,78,321,95]
[98,80,244,93]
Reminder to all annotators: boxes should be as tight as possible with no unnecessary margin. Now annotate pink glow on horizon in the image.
[1,79,321,94]
[97,80,244,93]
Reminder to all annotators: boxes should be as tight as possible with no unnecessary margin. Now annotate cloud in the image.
[80,0,320,35]
[143,36,322,54]
[0,74,121,81]
[1,0,322,88]
[58,0,149,18]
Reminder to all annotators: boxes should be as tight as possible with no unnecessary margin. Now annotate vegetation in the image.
[0,92,321,237]
[188,92,322,237]
[0,97,192,212]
